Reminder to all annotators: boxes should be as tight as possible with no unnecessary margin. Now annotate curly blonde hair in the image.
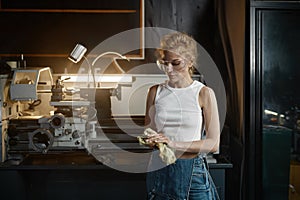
[157,32,198,75]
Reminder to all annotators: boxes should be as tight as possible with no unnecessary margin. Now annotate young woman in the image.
[144,32,220,200]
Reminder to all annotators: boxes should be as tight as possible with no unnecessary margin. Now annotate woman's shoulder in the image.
[199,85,215,97]
[198,85,216,107]
[148,83,161,97]
[148,81,167,92]
[148,84,159,93]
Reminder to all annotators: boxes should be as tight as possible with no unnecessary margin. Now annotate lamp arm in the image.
[83,56,96,88]
[112,57,126,74]
[91,51,129,67]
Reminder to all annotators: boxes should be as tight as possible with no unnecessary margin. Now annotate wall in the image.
[0,0,143,74]
[218,0,246,199]
[224,0,245,138]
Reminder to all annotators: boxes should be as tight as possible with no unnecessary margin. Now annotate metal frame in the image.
[247,1,300,199]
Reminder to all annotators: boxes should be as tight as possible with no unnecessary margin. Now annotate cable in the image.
[28,99,41,110]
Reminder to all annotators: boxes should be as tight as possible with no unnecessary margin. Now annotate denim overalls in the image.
[146,152,220,200]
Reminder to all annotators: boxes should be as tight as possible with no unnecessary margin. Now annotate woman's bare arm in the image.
[144,85,158,129]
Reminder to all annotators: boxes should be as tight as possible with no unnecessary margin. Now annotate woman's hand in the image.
[146,133,175,149]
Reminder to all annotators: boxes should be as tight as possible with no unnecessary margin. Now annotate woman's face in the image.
[160,50,191,83]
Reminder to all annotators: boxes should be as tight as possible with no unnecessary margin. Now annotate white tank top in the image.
[154,80,205,142]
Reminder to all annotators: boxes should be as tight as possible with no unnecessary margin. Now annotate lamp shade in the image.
[68,44,87,63]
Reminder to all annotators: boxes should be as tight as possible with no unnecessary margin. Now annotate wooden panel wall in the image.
[0,0,143,73]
